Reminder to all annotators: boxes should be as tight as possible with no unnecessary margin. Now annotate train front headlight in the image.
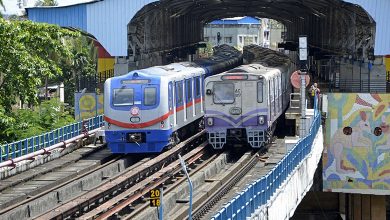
[207,117,214,126]
[258,116,265,125]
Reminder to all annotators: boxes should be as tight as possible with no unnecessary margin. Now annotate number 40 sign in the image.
[150,189,161,207]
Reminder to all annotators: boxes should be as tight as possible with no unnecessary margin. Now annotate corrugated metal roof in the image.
[26,0,390,56]
[210,16,260,25]
[86,0,155,57]
[27,0,156,56]
[27,4,88,31]
[344,0,390,55]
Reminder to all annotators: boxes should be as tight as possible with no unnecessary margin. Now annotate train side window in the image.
[168,82,173,110]
[186,79,192,102]
[257,81,263,103]
[195,77,200,97]
[144,87,157,106]
[175,81,183,105]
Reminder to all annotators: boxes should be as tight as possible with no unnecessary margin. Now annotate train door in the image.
[185,78,192,120]
[175,81,183,125]
[273,77,276,117]
[241,80,257,127]
[194,76,201,116]
[168,82,174,126]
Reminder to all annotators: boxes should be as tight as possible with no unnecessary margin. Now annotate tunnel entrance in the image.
[126,0,375,70]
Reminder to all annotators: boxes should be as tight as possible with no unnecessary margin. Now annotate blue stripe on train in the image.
[105,129,172,153]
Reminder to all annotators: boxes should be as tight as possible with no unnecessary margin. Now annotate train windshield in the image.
[144,87,157,106]
[113,88,134,106]
[213,83,234,104]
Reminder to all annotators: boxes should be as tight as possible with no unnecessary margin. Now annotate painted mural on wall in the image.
[323,93,390,194]
[74,93,104,121]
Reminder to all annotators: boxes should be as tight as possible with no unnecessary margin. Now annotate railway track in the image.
[34,131,206,219]
[121,141,277,220]
[0,144,127,220]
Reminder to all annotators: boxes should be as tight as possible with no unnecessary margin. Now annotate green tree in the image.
[1,98,75,142]
[0,0,4,17]
[56,36,97,106]
[0,18,78,112]
[35,0,58,6]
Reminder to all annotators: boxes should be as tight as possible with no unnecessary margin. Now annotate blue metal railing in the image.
[212,98,321,220]
[0,115,104,162]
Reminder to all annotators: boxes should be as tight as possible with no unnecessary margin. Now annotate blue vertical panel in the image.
[17,142,22,157]
[44,133,49,148]
[86,0,157,56]
[23,139,28,155]
[29,138,34,153]
[11,143,16,159]
[27,4,87,31]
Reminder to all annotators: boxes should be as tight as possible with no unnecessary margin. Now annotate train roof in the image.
[206,63,284,81]
[122,62,203,80]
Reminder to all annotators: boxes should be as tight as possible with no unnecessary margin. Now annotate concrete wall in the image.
[323,93,390,194]
[250,126,324,220]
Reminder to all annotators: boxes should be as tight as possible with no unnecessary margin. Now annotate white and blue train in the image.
[204,46,293,149]
[104,45,242,153]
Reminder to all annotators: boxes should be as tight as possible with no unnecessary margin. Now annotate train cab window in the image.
[195,77,200,97]
[213,83,234,104]
[175,81,183,105]
[257,81,263,103]
[113,88,134,106]
[186,79,192,102]
[144,87,157,106]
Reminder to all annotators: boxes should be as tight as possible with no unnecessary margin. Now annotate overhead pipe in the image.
[0,127,102,169]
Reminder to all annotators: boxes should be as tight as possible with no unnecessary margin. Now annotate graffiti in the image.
[74,93,104,120]
[323,93,390,194]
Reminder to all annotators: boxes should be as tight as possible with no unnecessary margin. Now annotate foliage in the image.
[35,0,58,6]
[0,18,78,112]
[0,18,101,144]
[0,98,75,143]
[0,0,3,18]
[56,36,97,105]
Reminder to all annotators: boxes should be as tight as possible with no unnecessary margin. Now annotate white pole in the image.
[300,73,306,137]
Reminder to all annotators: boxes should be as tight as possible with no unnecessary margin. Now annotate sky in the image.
[1,0,89,15]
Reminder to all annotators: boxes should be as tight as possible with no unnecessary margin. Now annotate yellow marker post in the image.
[385,55,390,82]
[149,188,161,207]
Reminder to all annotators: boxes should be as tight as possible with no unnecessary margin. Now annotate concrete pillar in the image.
[114,56,129,76]
[346,194,386,220]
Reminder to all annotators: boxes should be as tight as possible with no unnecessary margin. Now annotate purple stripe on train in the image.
[205,108,268,124]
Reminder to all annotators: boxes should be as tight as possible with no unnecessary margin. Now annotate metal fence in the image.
[0,115,104,163]
[77,69,114,93]
[211,107,321,220]
[329,79,387,93]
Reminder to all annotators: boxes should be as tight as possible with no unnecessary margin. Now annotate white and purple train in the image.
[204,46,293,149]
[104,45,242,153]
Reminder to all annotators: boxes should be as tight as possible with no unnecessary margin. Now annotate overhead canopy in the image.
[128,0,375,67]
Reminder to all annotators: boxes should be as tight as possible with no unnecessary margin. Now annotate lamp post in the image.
[298,35,308,137]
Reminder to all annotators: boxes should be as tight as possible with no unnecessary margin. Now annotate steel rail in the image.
[0,127,102,168]
[190,150,261,220]
[0,149,122,215]
[83,142,209,220]
[35,131,205,220]
[123,151,221,220]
